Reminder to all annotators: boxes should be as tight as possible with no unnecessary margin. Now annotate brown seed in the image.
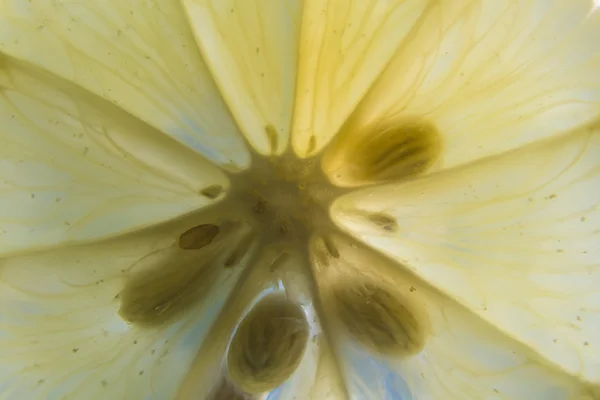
[334,282,425,356]
[178,224,220,250]
[227,296,309,393]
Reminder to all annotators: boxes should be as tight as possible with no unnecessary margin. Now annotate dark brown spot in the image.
[201,185,224,199]
[307,135,317,155]
[224,255,238,268]
[265,125,278,153]
[253,202,267,215]
[323,237,340,259]
[252,197,268,215]
[279,220,289,235]
[178,224,220,250]
[333,282,425,356]
[227,296,309,393]
[368,213,398,232]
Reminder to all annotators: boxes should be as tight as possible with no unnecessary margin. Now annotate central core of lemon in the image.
[119,118,442,398]
[229,154,347,242]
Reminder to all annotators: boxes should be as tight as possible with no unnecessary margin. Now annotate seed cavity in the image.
[227,296,309,393]
[367,213,398,232]
[333,282,425,356]
[178,224,220,250]
[201,185,224,199]
[325,118,441,186]
[118,249,220,326]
